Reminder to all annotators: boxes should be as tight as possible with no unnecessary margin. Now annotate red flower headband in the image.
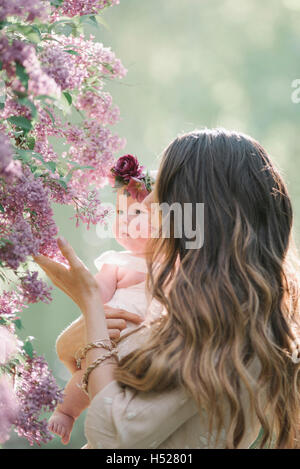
[107,154,156,202]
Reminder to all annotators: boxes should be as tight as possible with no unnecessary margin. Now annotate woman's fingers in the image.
[57,237,83,269]
[106,318,127,330]
[33,254,64,272]
[104,306,143,325]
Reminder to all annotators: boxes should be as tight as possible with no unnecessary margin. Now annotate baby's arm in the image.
[94,262,118,304]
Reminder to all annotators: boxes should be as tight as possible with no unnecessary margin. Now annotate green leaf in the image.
[0,203,5,213]
[63,49,79,56]
[12,90,27,99]
[24,26,42,44]
[58,93,72,115]
[56,179,68,190]
[49,20,77,37]
[8,115,32,131]
[31,152,45,164]
[27,136,36,150]
[23,340,34,359]
[35,94,56,102]
[69,162,95,170]
[33,169,44,178]
[0,94,6,110]
[15,148,33,163]
[102,62,115,74]
[0,238,13,245]
[0,21,11,31]
[43,107,56,124]
[62,91,72,105]
[79,15,98,27]
[31,153,56,173]
[94,14,109,29]
[45,161,57,173]
[15,62,29,91]
[14,319,23,330]
[55,160,69,177]
[50,0,64,6]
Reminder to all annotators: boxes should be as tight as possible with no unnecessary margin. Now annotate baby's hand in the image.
[104,305,144,342]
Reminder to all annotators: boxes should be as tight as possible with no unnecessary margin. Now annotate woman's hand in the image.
[56,305,143,373]
[33,237,100,312]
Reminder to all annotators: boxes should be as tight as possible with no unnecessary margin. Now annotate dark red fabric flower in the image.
[111,154,144,182]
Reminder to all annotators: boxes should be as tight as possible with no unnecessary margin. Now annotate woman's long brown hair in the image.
[113,128,300,448]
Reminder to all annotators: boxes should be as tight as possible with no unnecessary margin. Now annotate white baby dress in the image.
[94,250,163,340]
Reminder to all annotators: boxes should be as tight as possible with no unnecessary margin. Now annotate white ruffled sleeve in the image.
[94,250,118,272]
[94,250,148,273]
[84,379,198,449]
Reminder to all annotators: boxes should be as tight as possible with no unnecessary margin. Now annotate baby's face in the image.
[113,188,151,254]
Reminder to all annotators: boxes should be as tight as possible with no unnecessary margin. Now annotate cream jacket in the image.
[83,322,262,449]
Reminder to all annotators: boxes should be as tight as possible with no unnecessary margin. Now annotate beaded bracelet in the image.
[75,339,115,369]
[81,349,119,395]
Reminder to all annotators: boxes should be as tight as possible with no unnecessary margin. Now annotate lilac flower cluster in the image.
[65,119,126,191]
[0,325,19,364]
[0,217,40,269]
[0,376,19,444]
[0,132,23,182]
[20,271,53,304]
[0,323,20,444]
[58,33,127,79]
[0,132,13,171]
[0,165,68,266]
[51,0,119,20]
[0,290,27,321]
[70,188,112,229]
[40,43,87,91]
[0,0,126,447]
[0,0,49,22]
[77,90,120,124]
[14,355,64,446]
[0,36,61,98]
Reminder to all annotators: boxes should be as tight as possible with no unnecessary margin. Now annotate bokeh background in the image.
[4,0,300,449]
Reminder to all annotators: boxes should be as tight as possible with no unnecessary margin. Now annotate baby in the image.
[48,161,160,445]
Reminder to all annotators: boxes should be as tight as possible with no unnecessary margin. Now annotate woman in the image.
[34,128,300,449]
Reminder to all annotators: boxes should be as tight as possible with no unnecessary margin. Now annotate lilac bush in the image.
[0,0,126,445]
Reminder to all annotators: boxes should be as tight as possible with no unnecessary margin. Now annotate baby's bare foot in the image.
[48,410,75,445]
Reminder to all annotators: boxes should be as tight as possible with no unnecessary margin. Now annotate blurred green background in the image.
[4,0,300,449]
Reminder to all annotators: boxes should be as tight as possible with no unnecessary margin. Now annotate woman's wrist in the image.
[80,290,104,316]
[83,295,111,345]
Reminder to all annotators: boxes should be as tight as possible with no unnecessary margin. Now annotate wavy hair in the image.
[113,128,300,448]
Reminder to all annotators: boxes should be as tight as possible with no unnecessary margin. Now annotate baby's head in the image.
[108,155,157,256]
[113,187,150,253]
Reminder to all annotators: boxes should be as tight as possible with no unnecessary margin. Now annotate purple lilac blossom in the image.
[14,355,64,446]
[0,376,19,444]
[0,325,19,364]
[20,271,53,304]
[0,0,49,22]
[50,0,119,20]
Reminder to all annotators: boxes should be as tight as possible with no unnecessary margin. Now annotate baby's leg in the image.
[48,369,89,445]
